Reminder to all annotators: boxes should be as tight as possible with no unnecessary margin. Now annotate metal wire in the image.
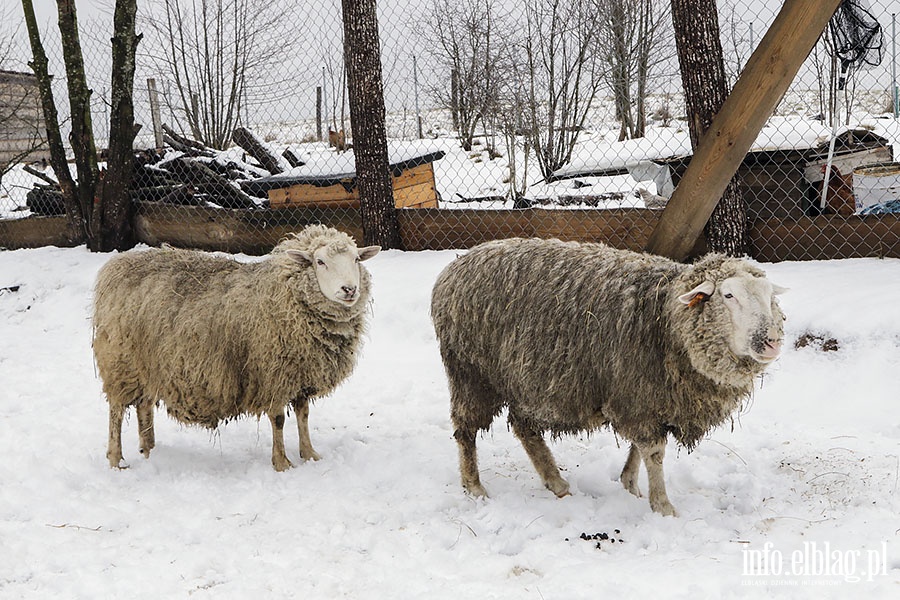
[1,0,899,262]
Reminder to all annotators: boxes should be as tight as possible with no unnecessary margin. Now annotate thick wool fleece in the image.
[430,238,784,450]
[93,225,372,428]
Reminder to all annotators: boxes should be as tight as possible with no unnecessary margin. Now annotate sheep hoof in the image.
[547,478,571,498]
[301,450,322,462]
[110,458,129,470]
[272,457,294,472]
[651,500,678,517]
[464,483,488,498]
[622,478,642,498]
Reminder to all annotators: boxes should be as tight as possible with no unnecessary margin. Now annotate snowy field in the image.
[1,244,899,598]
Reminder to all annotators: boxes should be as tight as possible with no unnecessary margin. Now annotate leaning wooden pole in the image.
[646,0,843,260]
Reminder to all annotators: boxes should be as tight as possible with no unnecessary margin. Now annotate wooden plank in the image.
[4,204,899,263]
[270,162,437,209]
[133,201,364,254]
[392,163,435,189]
[646,0,844,260]
[269,180,357,206]
[398,208,533,250]
[394,181,438,208]
[0,215,70,249]
[750,214,900,262]
[532,209,661,250]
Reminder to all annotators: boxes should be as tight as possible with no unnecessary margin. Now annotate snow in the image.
[1,245,899,598]
[554,118,891,181]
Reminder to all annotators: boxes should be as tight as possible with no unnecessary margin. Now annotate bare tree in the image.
[671,0,749,256]
[97,0,140,250]
[142,0,287,149]
[718,0,753,87]
[421,0,512,151]
[22,0,140,251]
[321,39,349,136]
[22,0,78,244]
[522,0,605,181]
[595,0,672,141]
[342,0,399,249]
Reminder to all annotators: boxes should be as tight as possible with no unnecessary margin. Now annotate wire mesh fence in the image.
[2,0,900,259]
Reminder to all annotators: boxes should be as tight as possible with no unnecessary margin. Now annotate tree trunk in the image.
[98,0,140,251]
[671,0,749,256]
[341,0,400,249]
[57,0,101,250]
[21,0,83,244]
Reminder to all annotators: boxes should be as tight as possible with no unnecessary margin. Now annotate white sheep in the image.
[93,225,379,470]
[431,238,786,516]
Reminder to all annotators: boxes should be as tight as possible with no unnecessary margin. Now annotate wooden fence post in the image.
[147,78,163,149]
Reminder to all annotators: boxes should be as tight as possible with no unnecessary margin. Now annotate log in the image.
[26,188,66,215]
[162,134,213,157]
[162,124,215,157]
[282,148,306,168]
[164,157,260,209]
[23,164,58,186]
[131,184,200,204]
[232,127,285,174]
[157,185,201,205]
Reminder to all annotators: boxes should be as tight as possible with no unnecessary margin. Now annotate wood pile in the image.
[25,126,303,216]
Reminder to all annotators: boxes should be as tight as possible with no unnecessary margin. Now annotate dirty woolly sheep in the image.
[93,225,379,471]
[431,238,785,516]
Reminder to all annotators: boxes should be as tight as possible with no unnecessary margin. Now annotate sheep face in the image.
[288,243,380,306]
[679,274,786,364]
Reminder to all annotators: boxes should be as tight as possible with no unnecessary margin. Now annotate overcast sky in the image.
[7,0,900,142]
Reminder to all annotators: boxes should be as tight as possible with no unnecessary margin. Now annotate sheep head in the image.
[674,257,786,386]
[287,242,380,306]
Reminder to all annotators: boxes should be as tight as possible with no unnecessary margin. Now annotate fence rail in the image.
[4,203,899,263]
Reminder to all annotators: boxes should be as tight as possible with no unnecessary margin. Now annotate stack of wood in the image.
[25,126,305,216]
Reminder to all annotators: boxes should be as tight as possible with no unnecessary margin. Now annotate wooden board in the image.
[5,204,899,262]
[132,201,365,254]
[269,162,438,209]
[750,214,900,261]
[0,215,70,249]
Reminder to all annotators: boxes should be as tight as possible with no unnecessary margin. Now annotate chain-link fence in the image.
[2,0,900,259]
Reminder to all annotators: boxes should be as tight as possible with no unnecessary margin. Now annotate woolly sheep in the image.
[93,225,380,471]
[430,238,785,516]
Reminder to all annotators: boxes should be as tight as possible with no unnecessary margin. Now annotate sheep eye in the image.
[723,293,734,299]
[316,259,326,267]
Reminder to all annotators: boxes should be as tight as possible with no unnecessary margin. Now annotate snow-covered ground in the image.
[1,245,898,598]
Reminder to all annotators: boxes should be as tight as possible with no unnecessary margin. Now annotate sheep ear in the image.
[286,250,314,265]
[678,281,715,305]
[358,246,381,261]
[772,283,789,295]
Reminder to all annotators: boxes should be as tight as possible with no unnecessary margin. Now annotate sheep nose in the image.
[341,285,357,296]
[763,337,783,358]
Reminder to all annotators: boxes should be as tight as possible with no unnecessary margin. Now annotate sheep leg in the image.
[445,351,503,498]
[107,403,127,469]
[267,410,293,472]
[510,419,570,498]
[137,400,156,459]
[454,429,488,498]
[635,440,677,517]
[620,444,642,498]
[291,397,321,461]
